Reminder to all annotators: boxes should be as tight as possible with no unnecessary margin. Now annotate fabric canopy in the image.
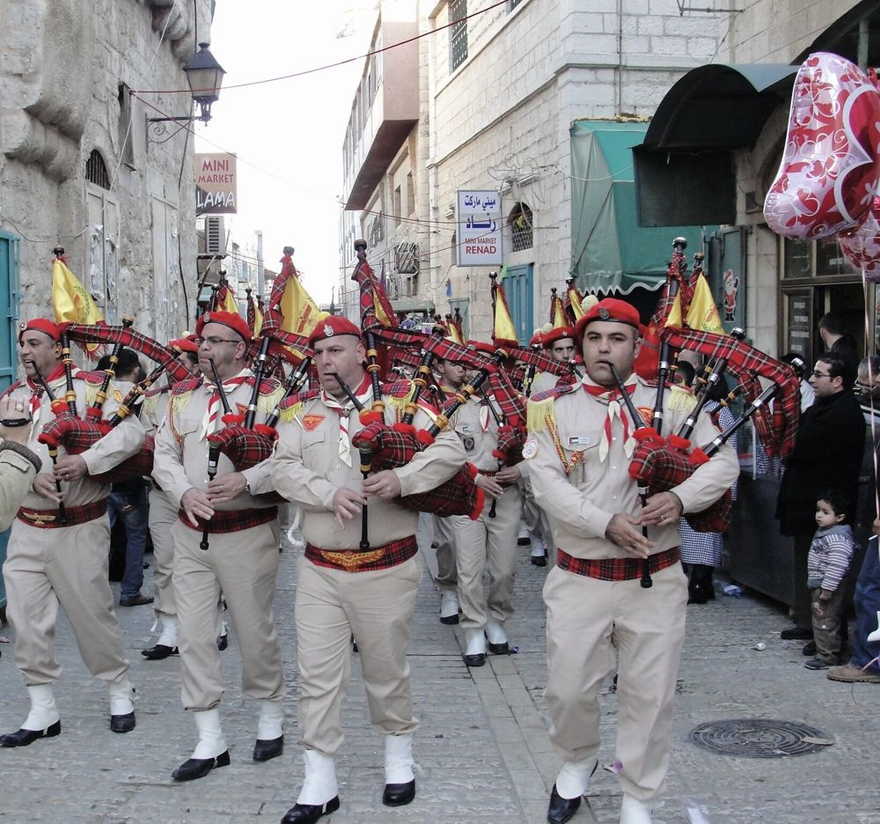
[570,119,711,294]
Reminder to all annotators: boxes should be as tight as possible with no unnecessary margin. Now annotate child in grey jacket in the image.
[805,490,856,669]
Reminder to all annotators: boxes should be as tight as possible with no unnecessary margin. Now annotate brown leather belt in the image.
[557,546,681,581]
[305,535,418,573]
[17,499,108,529]
[178,506,278,534]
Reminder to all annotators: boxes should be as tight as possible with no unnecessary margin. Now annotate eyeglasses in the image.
[811,370,832,379]
[194,336,240,347]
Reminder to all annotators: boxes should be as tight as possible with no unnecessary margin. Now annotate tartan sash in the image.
[17,499,108,529]
[557,546,680,581]
[305,535,417,573]
[178,506,278,534]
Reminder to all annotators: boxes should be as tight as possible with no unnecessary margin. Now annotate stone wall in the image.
[0,0,212,358]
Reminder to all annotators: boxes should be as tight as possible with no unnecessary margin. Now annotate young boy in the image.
[805,491,856,669]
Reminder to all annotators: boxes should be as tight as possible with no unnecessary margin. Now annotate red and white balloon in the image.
[838,197,880,280]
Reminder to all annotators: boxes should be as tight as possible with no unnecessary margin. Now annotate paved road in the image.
[1,526,878,823]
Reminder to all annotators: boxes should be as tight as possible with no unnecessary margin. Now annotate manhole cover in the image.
[689,719,834,758]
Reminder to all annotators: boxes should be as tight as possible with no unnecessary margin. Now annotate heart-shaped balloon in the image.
[764,52,880,239]
[838,196,880,281]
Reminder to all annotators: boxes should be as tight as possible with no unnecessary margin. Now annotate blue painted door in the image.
[0,232,19,391]
[503,264,533,345]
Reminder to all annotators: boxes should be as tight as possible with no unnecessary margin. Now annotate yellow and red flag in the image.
[491,277,519,347]
[665,272,724,334]
[52,257,103,356]
[550,289,568,328]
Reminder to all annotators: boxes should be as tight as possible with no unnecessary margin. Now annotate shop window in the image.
[509,202,533,252]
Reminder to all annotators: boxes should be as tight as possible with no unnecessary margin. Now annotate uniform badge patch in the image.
[522,438,538,460]
[637,406,652,426]
[301,414,325,431]
[323,323,334,338]
[113,389,123,403]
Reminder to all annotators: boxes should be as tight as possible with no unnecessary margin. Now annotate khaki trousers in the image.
[172,519,283,710]
[433,515,458,593]
[295,554,420,755]
[148,488,178,618]
[3,516,129,685]
[543,562,687,801]
[520,479,554,556]
[450,484,522,630]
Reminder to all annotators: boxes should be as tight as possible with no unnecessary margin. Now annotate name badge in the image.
[568,435,593,448]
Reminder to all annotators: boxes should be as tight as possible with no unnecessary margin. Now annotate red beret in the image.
[529,330,543,347]
[467,340,497,355]
[196,311,251,343]
[308,315,362,345]
[574,298,640,341]
[542,326,575,348]
[19,318,62,342]
[169,334,199,354]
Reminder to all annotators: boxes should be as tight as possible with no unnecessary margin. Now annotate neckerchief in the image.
[200,368,251,440]
[25,364,69,440]
[582,374,638,462]
[320,374,373,468]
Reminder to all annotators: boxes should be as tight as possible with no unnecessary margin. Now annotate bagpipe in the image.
[617,238,802,548]
[35,323,196,486]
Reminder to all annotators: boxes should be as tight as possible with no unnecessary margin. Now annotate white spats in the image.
[108,677,135,716]
[867,611,880,643]
[465,628,487,656]
[191,708,226,760]
[620,795,654,824]
[384,733,415,784]
[485,621,508,646]
[530,536,546,558]
[555,758,596,800]
[157,615,178,648]
[440,591,459,620]
[257,698,285,740]
[297,749,338,805]
[22,684,59,731]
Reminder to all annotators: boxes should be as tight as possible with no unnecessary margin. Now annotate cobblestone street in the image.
[1,529,878,824]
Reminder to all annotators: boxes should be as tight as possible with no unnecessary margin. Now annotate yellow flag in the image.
[279,274,328,338]
[665,294,683,328]
[567,287,585,321]
[252,303,263,337]
[493,282,519,345]
[51,259,103,325]
[686,274,725,334]
[220,287,239,316]
[551,295,567,328]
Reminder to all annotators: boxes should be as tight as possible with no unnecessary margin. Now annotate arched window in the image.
[85,149,111,190]
[509,202,533,251]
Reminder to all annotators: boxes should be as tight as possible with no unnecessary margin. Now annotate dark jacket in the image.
[777,389,865,536]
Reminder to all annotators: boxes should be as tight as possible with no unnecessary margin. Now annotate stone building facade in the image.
[340,0,727,340]
[0,0,214,380]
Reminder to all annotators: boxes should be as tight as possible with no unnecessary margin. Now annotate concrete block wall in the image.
[0,0,210,355]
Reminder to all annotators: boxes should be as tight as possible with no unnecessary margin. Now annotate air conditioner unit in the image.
[205,216,226,255]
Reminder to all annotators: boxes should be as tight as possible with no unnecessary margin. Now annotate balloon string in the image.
[861,265,880,525]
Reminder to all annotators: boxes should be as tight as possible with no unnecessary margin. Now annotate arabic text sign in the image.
[457,190,502,266]
[195,152,237,215]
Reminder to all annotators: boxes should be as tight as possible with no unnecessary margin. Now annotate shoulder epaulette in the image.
[171,376,203,395]
[526,384,574,433]
[667,384,697,412]
[279,388,320,423]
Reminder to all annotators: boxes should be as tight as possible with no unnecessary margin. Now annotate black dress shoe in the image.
[439,613,460,625]
[119,593,154,607]
[780,627,813,640]
[281,797,340,823]
[0,720,61,748]
[463,653,486,667]
[531,555,547,567]
[802,640,817,656]
[383,779,415,806]
[253,735,283,762]
[488,641,510,655]
[141,644,178,660]
[547,784,581,824]
[517,536,531,546]
[171,750,230,781]
[110,711,136,734]
[217,633,229,651]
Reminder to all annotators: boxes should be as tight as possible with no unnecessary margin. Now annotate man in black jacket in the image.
[777,354,864,639]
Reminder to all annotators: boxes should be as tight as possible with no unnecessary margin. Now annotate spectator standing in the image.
[804,491,856,670]
[818,313,859,386]
[776,355,864,640]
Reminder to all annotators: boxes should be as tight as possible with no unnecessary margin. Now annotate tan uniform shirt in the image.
[152,369,281,511]
[269,383,466,550]
[141,386,170,437]
[0,441,40,530]
[446,392,513,474]
[527,374,739,560]
[6,371,145,511]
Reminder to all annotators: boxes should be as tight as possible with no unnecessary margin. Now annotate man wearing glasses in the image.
[777,354,864,642]
[153,311,286,781]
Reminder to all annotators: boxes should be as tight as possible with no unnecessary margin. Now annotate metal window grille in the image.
[85,149,111,190]
[510,203,533,251]
[509,0,525,9]
[449,0,468,72]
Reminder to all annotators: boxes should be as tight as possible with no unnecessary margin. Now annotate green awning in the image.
[570,119,710,294]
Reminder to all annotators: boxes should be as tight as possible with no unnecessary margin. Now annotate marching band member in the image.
[529,323,577,396]
[152,311,285,781]
[141,335,200,660]
[526,299,738,824]
[434,352,524,666]
[0,396,43,531]
[269,316,465,824]
[0,319,144,746]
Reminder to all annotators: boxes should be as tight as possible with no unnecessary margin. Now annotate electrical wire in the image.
[133,0,510,95]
